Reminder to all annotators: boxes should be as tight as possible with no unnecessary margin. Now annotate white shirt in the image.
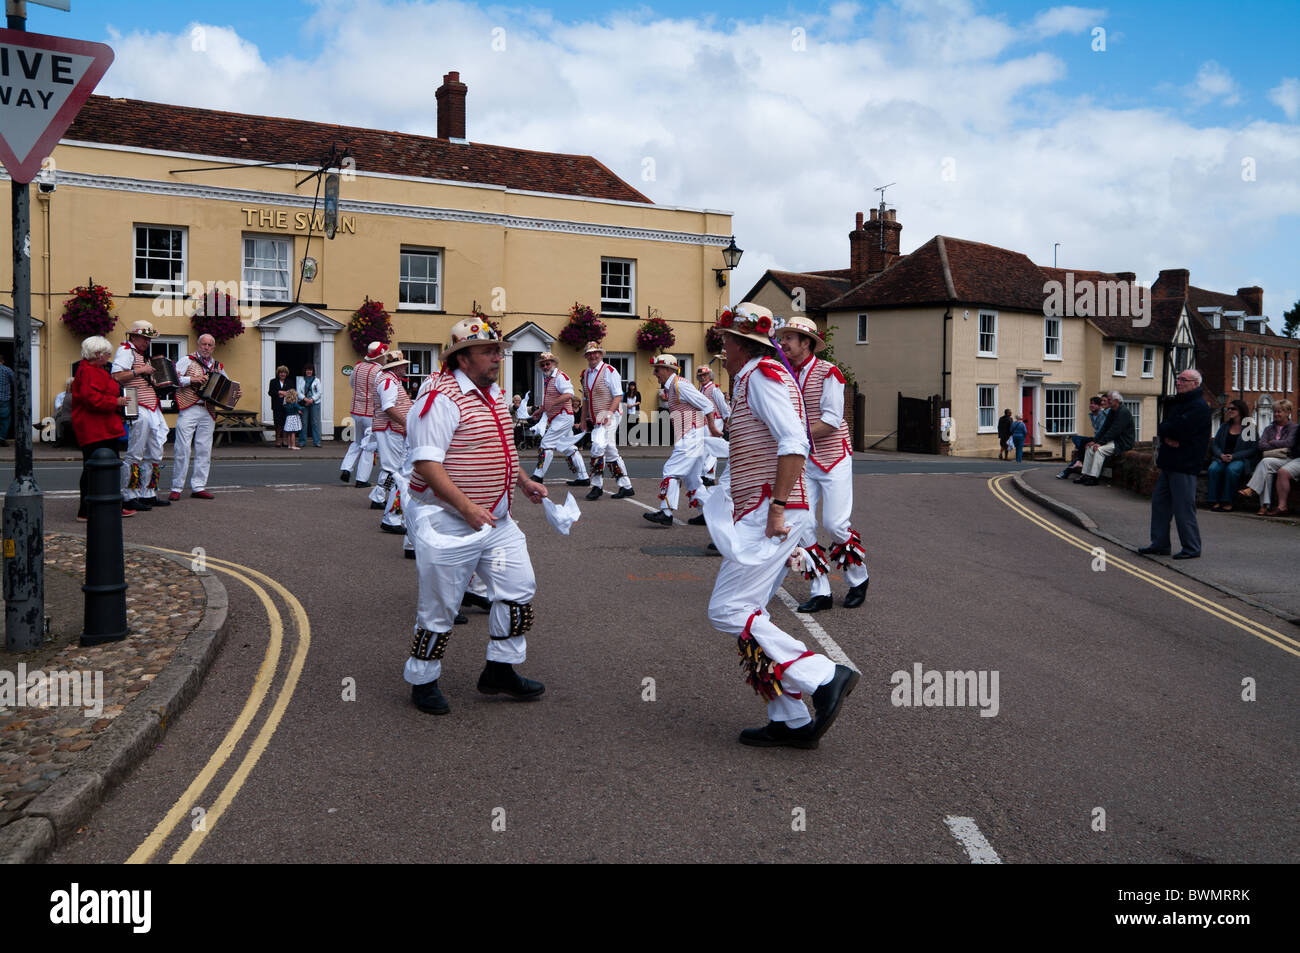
[793,356,845,429]
[111,343,142,375]
[408,370,510,517]
[377,374,406,414]
[661,373,713,414]
[546,368,575,397]
[583,362,624,407]
[740,357,810,458]
[703,380,731,420]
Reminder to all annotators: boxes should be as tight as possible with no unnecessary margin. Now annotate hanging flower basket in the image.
[60,283,116,338]
[191,291,245,344]
[557,302,606,349]
[349,298,392,354]
[635,315,676,352]
[705,326,726,355]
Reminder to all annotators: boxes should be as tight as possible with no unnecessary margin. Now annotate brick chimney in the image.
[1153,268,1189,299]
[849,206,902,284]
[1237,286,1264,316]
[849,212,870,285]
[436,71,468,141]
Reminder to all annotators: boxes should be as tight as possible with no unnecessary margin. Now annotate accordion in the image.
[199,372,241,410]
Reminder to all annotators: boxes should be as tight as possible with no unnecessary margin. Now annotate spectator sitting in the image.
[1075,391,1134,486]
[1058,395,1107,479]
[54,376,76,446]
[1206,399,1257,511]
[1266,426,1300,517]
[1238,399,1297,514]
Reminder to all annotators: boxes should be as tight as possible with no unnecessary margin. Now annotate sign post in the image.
[0,5,113,650]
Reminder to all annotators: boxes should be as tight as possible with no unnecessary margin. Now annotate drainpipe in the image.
[942,306,951,401]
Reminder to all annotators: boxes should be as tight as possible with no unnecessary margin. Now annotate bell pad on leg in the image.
[411,627,451,660]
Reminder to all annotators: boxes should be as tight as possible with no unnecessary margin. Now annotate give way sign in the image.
[0,28,113,184]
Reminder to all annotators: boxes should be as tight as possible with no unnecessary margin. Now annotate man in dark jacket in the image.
[1140,369,1212,559]
[1075,391,1134,485]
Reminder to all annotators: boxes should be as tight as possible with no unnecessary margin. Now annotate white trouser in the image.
[533,413,587,479]
[589,413,630,489]
[404,504,536,685]
[122,406,167,501]
[1082,441,1116,478]
[658,427,706,512]
[341,413,376,483]
[171,405,215,493]
[375,429,409,529]
[1248,456,1300,505]
[799,456,869,597]
[707,504,835,727]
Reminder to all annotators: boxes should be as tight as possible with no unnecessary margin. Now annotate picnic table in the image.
[213,409,268,446]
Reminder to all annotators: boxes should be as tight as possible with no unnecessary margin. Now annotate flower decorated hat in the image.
[128,320,159,339]
[714,302,776,348]
[583,341,605,356]
[443,317,502,359]
[365,341,388,360]
[650,353,679,369]
[781,314,827,353]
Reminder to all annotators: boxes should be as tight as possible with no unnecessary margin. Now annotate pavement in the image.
[1014,465,1300,624]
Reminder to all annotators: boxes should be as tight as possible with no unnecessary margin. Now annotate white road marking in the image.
[275,486,321,492]
[944,816,1003,864]
[773,587,858,672]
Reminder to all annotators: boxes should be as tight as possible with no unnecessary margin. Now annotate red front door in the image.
[1021,388,1034,449]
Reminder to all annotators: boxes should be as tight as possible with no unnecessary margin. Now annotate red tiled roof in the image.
[63,96,653,204]
[746,269,852,310]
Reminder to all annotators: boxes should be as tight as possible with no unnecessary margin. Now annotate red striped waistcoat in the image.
[372,371,414,435]
[350,359,379,417]
[798,358,852,471]
[411,383,518,512]
[542,371,572,417]
[174,354,222,419]
[118,343,159,411]
[728,359,809,522]
[662,376,704,440]
[583,363,617,424]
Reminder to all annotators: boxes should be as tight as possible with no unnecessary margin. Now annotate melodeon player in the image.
[170,333,232,501]
[111,320,170,511]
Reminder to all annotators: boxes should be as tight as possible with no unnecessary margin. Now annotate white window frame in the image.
[857,313,869,344]
[604,351,634,392]
[1044,316,1061,360]
[1121,399,1142,443]
[600,257,636,316]
[400,343,440,394]
[1113,342,1128,377]
[1232,355,1239,390]
[977,384,997,433]
[134,224,187,296]
[977,311,997,357]
[671,353,693,381]
[1251,356,1258,391]
[242,234,292,302]
[1043,385,1077,436]
[1142,346,1155,378]
[1288,358,1294,393]
[398,247,443,310]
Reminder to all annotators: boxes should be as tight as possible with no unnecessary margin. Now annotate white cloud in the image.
[1189,60,1242,106]
[92,1,1300,316]
[1025,5,1106,40]
[1268,77,1300,121]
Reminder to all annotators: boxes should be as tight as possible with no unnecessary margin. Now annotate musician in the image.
[340,341,385,487]
[170,333,223,501]
[111,320,169,510]
[706,303,857,748]
[403,318,548,715]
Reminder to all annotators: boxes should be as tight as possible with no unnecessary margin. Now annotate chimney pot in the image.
[869,208,879,221]
[436,70,468,141]
[856,211,864,229]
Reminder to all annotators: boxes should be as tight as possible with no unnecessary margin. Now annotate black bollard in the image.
[81,447,128,646]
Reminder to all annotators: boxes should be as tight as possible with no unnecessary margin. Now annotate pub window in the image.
[242,235,291,301]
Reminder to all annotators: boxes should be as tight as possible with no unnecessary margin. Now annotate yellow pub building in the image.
[1,71,734,438]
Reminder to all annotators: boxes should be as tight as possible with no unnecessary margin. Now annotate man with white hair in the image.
[170,333,227,500]
[1074,390,1134,487]
[1140,368,1211,559]
[111,320,169,511]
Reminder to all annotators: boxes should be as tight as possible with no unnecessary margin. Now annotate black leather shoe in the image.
[144,495,169,507]
[611,486,635,499]
[738,720,818,749]
[566,477,591,486]
[687,513,707,525]
[477,661,544,699]
[411,679,449,715]
[339,471,351,483]
[461,592,491,612]
[380,523,405,534]
[810,664,859,742]
[1172,551,1200,560]
[1072,476,1086,483]
[796,594,832,613]
[370,500,385,510]
[404,548,415,560]
[355,481,372,489]
[122,498,149,512]
[586,486,603,501]
[701,476,716,487]
[1137,545,1171,556]
[454,612,468,625]
[1079,476,1100,486]
[842,579,869,608]
[643,510,673,526]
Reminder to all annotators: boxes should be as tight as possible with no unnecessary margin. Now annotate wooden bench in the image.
[213,409,270,446]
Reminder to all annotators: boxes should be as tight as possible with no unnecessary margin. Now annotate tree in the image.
[1283,299,1299,339]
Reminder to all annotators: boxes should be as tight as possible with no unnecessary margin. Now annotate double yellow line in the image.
[989,475,1300,660]
[127,548,311,864]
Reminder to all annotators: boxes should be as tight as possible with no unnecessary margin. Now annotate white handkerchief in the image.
[517,391,532,420]
[543,492,582,535]
[700,435,730,459]
[703,486,790,566]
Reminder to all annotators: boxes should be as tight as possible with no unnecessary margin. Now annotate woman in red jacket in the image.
[70,335,134,521]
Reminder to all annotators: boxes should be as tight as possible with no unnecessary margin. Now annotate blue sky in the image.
[28,0,1300,319]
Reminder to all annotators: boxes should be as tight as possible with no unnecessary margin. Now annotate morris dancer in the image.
[372,350,414,536]
[706,303,857,748]
[530,352,589,485]
[403,319,549,715]
[111,321,169,511]
[340,341,385,487]
[579,342,633,500]
[643,354,717,527]
[778,316,868,612]
[696,364,730,487]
